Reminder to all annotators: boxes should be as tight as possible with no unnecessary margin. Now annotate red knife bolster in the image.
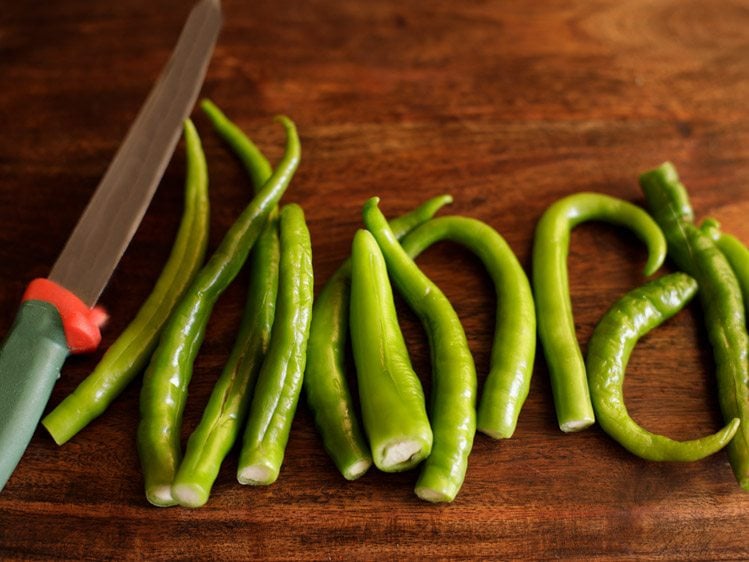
[22,279,108,354]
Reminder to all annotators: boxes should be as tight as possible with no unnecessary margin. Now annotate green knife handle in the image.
[0,300,69,491]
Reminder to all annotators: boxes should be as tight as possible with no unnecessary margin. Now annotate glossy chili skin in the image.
[172,103,279,508]
[303,195,452,480]
[200,99,272,188]
[138,116,300,507]
[237,203,313,486]
[173,214,279,506]
[42,119,210,446]
[349,228,433,472]
[363,197,476,503]
[586,272,740,461]
[532,193,667,433]
[640,162,749,489]
[399,215,535,440]
[701,218,749,310]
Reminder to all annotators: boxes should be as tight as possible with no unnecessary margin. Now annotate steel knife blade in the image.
[0,0,222,491]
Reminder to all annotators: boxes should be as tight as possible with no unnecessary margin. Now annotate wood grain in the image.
[2,0,749,559]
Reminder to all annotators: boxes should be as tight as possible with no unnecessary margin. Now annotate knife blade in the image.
[0,0,222,491]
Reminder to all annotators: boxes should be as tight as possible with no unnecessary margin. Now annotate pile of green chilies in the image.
[311,162,749,500]
[532,162,749,490]
[307,197,536,503]
[641,163,749,489]
[40,107,749,506]
[43,101,314,508]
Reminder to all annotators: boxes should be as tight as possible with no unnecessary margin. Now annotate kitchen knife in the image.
[0,0,222,491]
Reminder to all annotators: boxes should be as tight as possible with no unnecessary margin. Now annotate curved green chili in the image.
[640,162,749,489]
[349,228,433,472]
[532,193,667,433]
[172,104,279,508]
[237,203,313,486]
[587,272,740,461]
[138,116,300,507]
[304,195,452,480]
[399,216,535,440]
[363,197,476,503]
[42,119,210,446]
[200,99,272,188]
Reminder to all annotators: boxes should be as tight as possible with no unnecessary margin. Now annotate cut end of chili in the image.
[146,485,178,508]
[379,439,429,472]
[415,472,461,504]
[171,482,210,509]
[343,459,373,481]
[237,464,278,486]
[560,418,595,433]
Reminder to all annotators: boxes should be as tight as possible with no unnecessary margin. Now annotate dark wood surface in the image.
[2,0,749,559]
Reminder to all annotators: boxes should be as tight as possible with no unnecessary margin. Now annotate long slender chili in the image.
[304,195,452,480]
[172,103,280,508]
[532,193,667,433]
[349,229,433,472]
[42,119,210,445]
[399,216,535,440]
[173,214,280,506]
[586,272,740,461]
[640,162,749,489]
[237,204,313,486]
[363,197,476,503]
[138,116,300,507]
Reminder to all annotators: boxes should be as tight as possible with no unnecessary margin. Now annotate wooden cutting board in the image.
[1,0,749,559]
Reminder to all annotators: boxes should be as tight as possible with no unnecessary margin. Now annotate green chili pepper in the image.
[532,193,667,433]
[700,218,749,310]
[199,99,272,187]
[640,162,749,489]
[349,228,433,472]
[398,216,535,440]
[42,119,210,446]
[237,203,313,486]
[138,116,300,507]
[587,272,740,461]
[363,197,476,503]
[304,195,452,481]
[173,214,279,506]
[171,103,279,508]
